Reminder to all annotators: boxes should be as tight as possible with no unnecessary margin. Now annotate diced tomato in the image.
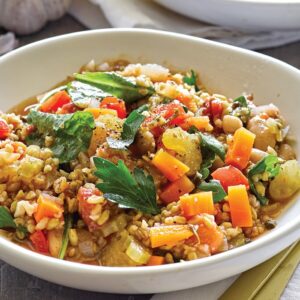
[56,103,77,114]
[0,119,10,139]
[144,102,188,137]
[77,187,102,232]
[40,91,71,113]
[203,99,223,119]
[100,97,127,119]
[212,165,249,192]
[30,230,49,254]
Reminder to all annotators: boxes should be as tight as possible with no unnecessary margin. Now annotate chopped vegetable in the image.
[107,105,147,150]
[225,127,255,169]
[30,230,49,254]
[228,185,253,227]
[34,193,64,223]
[77,187,102,232]
[152,149,190,182]
[269,160,300,201]
[199,180,227,203]
[149,225,194,248]
[233,95,248,107]
[180,192,215,217]
[248,155,280,205]
[125,239,151,264]
[58,214,73,259]
[183,69,199,91]
[147,255,164,266]
[0,119,10,139]
[67,80,110,108]
[40,90,71,113]
[83,107,117,118]
[75,72,154,103]
[100,97,127,119]
[181,116,210,131]
[94,157,160,215]
[160,175,195,204]
[212,165,249,192]
[188,215,225,253]
[27,110,95,163]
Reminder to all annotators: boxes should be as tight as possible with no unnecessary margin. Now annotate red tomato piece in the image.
[77,187,102,232]
[30,230,49,254]
[211,99,223,118]
[0,119,10,139]
[212,165,249,192]
[40,91,72,113]
[100,97,127,119]
[56,103,78,114]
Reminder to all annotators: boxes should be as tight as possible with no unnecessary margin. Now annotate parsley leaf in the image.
[107,105,148,150]
[183,70,199,91]
[0,207,16,229]
[75,72,154,103]
[27,110,95,163]
[67,81,110,108]
[199,132,225,161]
[233,95,248,107]
[198,132,226,178]
[248,155,280,205]
[199,180,227,203]
[94,157,160,215]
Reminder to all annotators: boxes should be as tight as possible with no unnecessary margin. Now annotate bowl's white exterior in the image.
[155,0,300,31]
[0,29,299,294]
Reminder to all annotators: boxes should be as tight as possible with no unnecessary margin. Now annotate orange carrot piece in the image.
[152,149,190,182]
[160,175,195,204]
[180,192,215,217]
[147,256,165,266]
[84,108,117,118]
[34,193,64,222]
[149,225,193,248]
[225,127,255,170]
[180,116,210,131]
[228,185,253,227]
[188,215,224,253]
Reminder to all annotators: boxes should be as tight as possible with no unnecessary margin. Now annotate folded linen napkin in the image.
[70,0,300,50]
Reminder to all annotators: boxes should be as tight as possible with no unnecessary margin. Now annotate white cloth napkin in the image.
[69,0,300,50]
[69,0,300,298]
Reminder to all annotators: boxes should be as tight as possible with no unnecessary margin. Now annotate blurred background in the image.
[0,0,300,68]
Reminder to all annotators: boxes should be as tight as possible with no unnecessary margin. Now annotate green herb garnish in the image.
[199,179,227,203]
[67,81,110,108]
[94,157,160,215]
[0,207,28,235]
[198,132,226,179]
[27,110,95,163]
[75,72,154,103]
[248,155,280,205]
[58,214,72,259]
[107,105,148,150]
[0,207,17,229]
[183,70,199,91]
[233,95,248,107]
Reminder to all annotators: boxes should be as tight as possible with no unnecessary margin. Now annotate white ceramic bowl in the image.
[155,0,300,31]
[0,29,299,294]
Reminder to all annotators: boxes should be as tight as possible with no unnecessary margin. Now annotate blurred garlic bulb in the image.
[0,0,72,35]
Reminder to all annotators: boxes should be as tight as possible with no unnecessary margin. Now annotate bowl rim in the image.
[0,28,300,275]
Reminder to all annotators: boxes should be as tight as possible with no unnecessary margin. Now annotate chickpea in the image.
[222,115,243,134]
[278,143,296,161]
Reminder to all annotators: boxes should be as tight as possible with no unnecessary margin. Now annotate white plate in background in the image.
[154,0,300,31]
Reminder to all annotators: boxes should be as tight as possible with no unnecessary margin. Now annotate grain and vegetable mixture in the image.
[0,60,299,266]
